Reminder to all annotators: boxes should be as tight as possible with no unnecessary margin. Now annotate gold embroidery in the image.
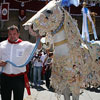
[54,39,67,46]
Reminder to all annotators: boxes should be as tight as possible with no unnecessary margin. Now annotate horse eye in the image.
[46,10,53,14]
[45,16,48,19]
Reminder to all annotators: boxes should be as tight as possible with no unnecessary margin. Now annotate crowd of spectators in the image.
[28,48,54,91]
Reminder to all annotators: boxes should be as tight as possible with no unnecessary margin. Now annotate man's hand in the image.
[29,25,42,49]
[29,26,37,36]
[0,60,7,67]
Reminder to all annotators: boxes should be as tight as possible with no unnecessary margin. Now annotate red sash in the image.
[24,64,31,95]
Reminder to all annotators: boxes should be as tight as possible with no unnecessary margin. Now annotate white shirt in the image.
[33,53,45,67]
[0,40,35,74]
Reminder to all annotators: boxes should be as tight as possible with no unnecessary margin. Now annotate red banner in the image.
[1,3,9,21]
[0,6,1,20]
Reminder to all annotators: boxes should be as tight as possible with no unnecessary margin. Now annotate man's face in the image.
[8,29,19,42]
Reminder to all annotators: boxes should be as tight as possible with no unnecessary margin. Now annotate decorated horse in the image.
[23,0,100,100]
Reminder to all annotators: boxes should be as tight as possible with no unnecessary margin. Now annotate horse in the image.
[23,0,100,100]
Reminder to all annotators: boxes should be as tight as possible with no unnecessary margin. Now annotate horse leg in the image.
[62,86,71,100]
[72,93,79,100]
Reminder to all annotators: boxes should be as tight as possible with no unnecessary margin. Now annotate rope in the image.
[4,38,40,68]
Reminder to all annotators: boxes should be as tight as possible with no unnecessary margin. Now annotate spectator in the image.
[44,50,53,89]
[32,50,44,87]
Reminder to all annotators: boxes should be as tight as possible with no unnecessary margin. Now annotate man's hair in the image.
[7,25,19,33]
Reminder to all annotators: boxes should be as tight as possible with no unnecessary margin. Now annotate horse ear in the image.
[54,0,61,1]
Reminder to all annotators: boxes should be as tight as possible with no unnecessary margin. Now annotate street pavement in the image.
[0,83,100,100]
[24,83,100,100]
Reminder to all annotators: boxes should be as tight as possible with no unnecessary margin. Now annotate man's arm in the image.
[29,26,42,49]
[0,43,7,67]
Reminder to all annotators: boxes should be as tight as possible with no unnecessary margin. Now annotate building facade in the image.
[0,0,100,42]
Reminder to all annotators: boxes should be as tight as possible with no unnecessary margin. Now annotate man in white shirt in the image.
[0,25,40,100]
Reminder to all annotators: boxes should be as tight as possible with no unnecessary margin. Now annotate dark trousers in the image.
[1,74,25,100]
[45,67,51,88]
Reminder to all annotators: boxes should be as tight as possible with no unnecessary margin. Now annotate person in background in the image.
[0,25,41,100]
[44,50,53,89]
[32,50,44,87]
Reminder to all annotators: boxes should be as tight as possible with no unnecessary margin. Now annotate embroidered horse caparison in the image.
[23,0,100,100]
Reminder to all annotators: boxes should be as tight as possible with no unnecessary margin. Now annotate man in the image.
[0,25,40,100]
[32,50,44,87]
[44,51,53,89]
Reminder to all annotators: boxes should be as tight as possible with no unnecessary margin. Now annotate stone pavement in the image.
[24,83,100,100]
[0,84,100,100]
[24,84,64,100]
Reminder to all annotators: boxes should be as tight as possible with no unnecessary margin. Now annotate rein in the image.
[51,7,68,47]
[51,7,65,35]
[5,38,40,68]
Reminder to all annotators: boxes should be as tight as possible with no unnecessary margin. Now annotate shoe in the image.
[30,83,34,88]
[46,85,50,89]
[48,86,55,92]
[80,91,84,95]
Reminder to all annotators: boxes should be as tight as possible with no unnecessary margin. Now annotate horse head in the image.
[23,0,65,37]
[23,0,83,50]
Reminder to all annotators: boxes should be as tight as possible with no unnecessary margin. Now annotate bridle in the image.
[51,7,68,47]
[51,7,65,35]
